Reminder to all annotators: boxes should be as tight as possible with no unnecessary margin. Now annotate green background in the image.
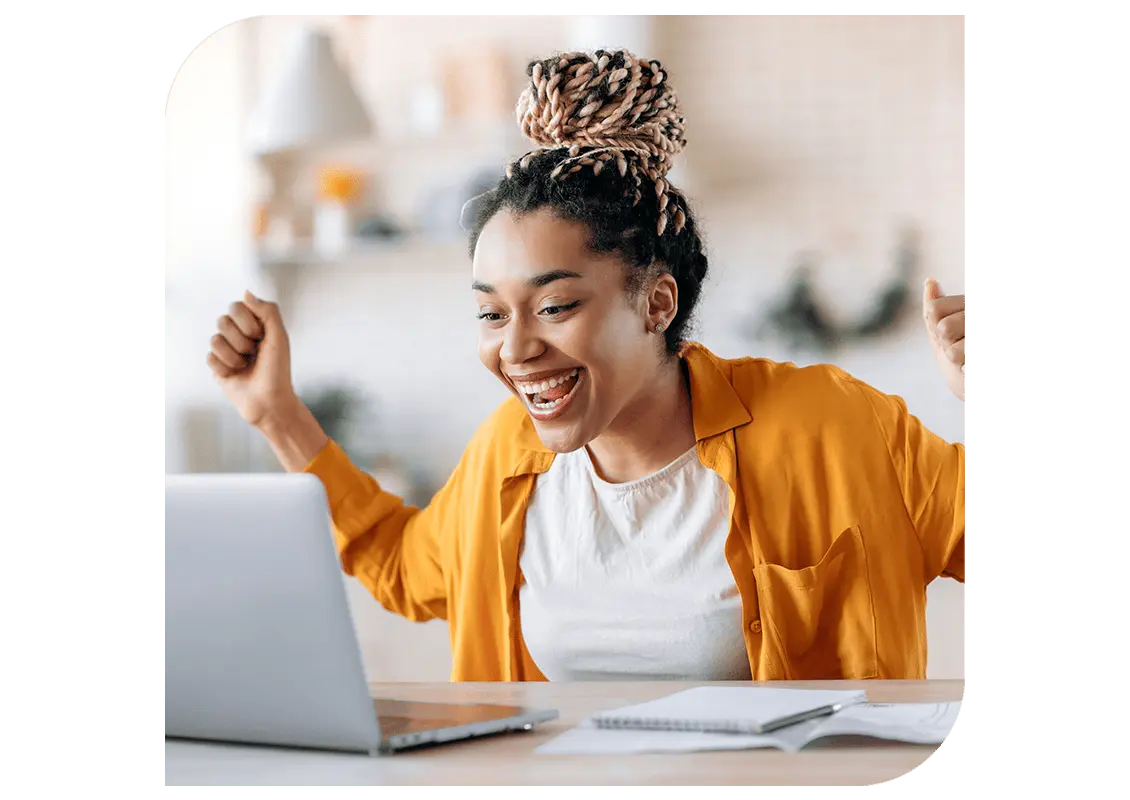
[2,0,1120,790]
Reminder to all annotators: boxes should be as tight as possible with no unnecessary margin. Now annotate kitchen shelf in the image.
[255,237,468,269]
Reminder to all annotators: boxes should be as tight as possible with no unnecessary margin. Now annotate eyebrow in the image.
[472,269,584,294]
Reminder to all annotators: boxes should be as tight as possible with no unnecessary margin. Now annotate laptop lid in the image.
[165,473,383,753]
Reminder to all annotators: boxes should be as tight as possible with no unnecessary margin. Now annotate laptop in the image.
[166,473,557,755]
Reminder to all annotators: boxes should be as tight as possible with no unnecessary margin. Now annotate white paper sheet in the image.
[807,702,961,746]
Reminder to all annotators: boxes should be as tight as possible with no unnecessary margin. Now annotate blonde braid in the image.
[509,50,689,236]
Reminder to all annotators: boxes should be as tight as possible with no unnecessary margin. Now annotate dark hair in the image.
[466,50,709,355]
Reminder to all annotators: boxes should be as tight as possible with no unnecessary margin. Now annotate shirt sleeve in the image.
[304,440,456,621]
[851,379,965,583]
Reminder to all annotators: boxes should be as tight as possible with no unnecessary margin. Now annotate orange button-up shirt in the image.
[305,343,964,681]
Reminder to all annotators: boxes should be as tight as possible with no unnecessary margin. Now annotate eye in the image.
[539,301,580,317]
[476,311,507,322]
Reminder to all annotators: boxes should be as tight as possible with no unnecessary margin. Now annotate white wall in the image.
[165,19,261,473]
[168,15,964,680]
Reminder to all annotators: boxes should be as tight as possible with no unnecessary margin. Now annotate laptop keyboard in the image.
[373,697,538,743]
[376,714,416,737]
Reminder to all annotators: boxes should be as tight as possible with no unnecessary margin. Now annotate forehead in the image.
[472,208,618,286]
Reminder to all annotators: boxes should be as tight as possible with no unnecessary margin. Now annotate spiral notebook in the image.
[590,686,868,736]
[537,687,959,756]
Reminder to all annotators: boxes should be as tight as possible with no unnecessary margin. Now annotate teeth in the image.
[517,368,579,395]
[517,368,581,411]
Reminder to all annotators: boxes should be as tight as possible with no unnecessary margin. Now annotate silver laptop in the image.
[166,473,557,755]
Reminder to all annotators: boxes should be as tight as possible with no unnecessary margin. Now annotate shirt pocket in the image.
[753,526,879,680]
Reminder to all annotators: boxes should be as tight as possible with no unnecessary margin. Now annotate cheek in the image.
[478,328,518,395]
[477,329,500,372]
[582,308,648,367]
[566,315,651,404]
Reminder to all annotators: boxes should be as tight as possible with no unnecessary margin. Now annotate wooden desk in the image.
[165,680,962,786]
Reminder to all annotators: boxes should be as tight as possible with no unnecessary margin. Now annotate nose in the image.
[499,315,545,365]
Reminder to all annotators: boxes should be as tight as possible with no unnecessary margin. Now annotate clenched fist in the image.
[208,291,296,427]
[923,279,965,402]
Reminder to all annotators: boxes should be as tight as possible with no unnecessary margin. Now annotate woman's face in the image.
[472,208,672,453]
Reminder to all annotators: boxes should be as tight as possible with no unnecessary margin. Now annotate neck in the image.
[585,356,697,483]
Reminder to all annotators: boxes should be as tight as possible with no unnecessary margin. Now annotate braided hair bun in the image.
[469,49,709,355]
[510,50,688,235]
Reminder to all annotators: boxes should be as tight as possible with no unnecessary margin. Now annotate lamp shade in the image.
[246,28,373,155]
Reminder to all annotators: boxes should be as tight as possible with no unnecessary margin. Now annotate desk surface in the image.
[166,680,962,786]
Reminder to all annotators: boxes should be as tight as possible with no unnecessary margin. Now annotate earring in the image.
[654,322,666,334]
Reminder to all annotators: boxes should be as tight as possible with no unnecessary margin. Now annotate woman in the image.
[207,50,965,682]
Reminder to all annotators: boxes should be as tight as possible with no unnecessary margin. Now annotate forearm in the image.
[304,437,448,622]
[254,395,331,473]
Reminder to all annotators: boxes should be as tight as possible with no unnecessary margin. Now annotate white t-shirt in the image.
[519,444,752,681]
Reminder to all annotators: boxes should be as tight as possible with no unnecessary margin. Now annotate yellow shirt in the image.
[305,343,964,681]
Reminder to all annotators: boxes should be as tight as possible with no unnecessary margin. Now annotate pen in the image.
[756,700,856,734]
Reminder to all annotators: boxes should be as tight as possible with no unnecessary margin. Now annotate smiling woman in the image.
[469,208,696,469]
[206,49,966,683]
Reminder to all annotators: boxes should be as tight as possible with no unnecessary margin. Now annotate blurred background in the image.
[165,15,964,681]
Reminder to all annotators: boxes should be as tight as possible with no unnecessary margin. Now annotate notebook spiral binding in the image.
[593,717,761,735]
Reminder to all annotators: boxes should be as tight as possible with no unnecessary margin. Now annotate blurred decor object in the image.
[252,203,269,239]
[751,228,920,353]
[566,16,655,55]
[355,214,407,242]
[318,166,365,204]
[419,168,499,242]
[314,165,366,255]
[408,74,446,137]
[299,382,432,506]
[246,27,373,253]
[300,383,369,455]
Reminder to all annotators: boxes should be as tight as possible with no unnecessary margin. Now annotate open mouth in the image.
[514,368,583,417]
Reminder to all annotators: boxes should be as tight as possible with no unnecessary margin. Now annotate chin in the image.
[506,366,600,452]
[530,422,590,454]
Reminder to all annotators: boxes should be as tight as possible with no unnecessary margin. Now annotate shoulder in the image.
[697,348,876,413]
[705,354,911,480]
[689,345,899,436]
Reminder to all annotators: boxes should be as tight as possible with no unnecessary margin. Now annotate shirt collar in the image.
[513,342,752,458]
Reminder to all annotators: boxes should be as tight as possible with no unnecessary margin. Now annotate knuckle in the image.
[210,333,226,348]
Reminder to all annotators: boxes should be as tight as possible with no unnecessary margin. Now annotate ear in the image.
[645,272,679,332]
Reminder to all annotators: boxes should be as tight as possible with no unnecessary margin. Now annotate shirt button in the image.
[749,619,762,634]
